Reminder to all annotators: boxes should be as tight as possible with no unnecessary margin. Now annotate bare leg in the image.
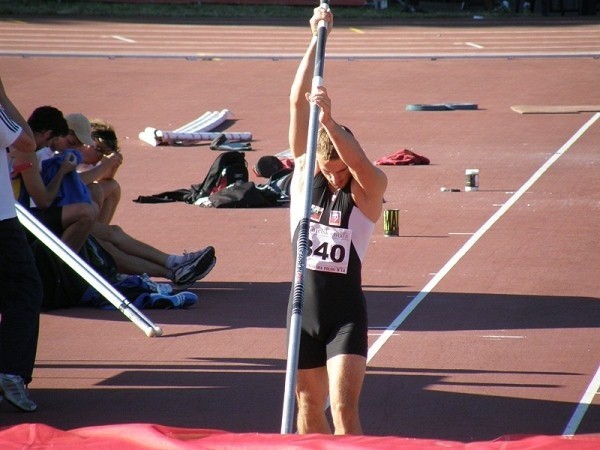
[91,223,169,267]
[327,354,366,435]
[96,238,169,278]
[86,183,104,213]
[95,179,121,224]
[60,203,97,252]
[295,366,332,434]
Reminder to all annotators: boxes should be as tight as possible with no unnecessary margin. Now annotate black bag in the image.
[187,151,248,203]
[207,181,272,208]
[132,151,249,205]
[30,240,89,310]
[255,168,293,204]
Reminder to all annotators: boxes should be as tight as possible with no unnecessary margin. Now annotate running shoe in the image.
[140,273,173,295]
[146,292,198,309]
[0,373,38,412]
[172,249,211,270]
[172,246,216,290]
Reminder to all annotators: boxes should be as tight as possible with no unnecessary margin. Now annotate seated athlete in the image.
[58,114,123,225]
[13,106,216,290]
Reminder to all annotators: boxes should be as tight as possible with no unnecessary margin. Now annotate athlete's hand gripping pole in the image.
[281,0,330,434]
[16,203,163,337]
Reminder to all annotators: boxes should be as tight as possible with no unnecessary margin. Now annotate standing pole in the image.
[16,203,163,337]
[281,0,330,434]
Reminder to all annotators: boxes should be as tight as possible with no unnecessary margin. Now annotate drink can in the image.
[383,209,399,236]
[465,169,479,191]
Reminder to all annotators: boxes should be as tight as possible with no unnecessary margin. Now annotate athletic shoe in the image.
[172,246,216,290]
[146,292,198,309]
[173,249,210,270]
[140,273,173,295]
[0,373,38,412]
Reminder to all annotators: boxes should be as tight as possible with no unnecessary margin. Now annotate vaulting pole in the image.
[16,203,163,337]
[281,0,330,434]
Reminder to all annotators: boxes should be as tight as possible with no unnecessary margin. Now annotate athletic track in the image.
[0,14,599,448]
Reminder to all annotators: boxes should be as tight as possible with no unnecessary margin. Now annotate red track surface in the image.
[0,15,599,447]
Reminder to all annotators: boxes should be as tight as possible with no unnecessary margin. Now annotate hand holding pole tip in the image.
[311,3,332,37]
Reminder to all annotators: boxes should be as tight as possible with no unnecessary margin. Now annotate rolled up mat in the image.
[406,103,478,111]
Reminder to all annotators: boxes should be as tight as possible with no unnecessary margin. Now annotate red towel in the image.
[374,149,430,166]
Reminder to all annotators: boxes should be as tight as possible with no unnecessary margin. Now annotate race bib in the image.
[307,222,352,274]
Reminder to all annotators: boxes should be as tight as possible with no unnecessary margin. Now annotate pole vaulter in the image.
[281,0,330,434]
[16,203,163,337]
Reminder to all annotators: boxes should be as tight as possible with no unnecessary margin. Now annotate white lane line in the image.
[367,112,600,367]
[563,364,600,436]
[349,27,364,34]
[111,35,135,43]
[466,42,484,49]
[481,335,525,339]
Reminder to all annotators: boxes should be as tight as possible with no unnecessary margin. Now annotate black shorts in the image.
[288,287,368,370]
[297,320,368,369]
[28,206,63,239]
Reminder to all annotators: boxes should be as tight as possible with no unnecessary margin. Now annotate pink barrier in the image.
[1,423,599,450]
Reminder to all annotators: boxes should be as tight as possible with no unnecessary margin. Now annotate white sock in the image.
[166,254,184,269]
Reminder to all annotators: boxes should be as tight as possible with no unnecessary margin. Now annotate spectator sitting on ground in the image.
[11,105,97,252]
[68,115,123,224]
[18,106,217,289]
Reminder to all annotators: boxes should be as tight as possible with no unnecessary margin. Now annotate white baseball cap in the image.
[65,113,95,146]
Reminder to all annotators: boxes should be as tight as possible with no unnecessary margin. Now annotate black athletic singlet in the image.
[289,172,375,369]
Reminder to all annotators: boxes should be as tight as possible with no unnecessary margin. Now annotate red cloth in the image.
[374,149,430,166]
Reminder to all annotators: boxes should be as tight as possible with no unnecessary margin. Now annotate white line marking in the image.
[367,113,600,369]
[563,364,600,436]
[466,42,484,49]
[111,35,135,43]
[481,335,525,339]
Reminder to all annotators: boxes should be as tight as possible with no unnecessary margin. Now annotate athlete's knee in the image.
[296,389,325,413]
[111,180,122,196]
[330,394,362,429]
[67,203,97,226]
[87,183,104,203]
[330,396,358,417]
[106,224,124,238]
[331,403,361,435]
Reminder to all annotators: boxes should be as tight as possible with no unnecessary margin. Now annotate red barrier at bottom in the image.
[0,423,599,450]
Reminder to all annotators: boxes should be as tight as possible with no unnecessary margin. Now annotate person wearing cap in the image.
[40,112,217,292]
[57,113,123,225]
[16,108,217,297]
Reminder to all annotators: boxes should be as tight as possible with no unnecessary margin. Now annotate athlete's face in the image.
[53,131,83,152]
[318,157,351,191]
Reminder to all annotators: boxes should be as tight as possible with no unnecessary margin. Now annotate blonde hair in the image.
[316,125,353,161]
[91,119,119,153]
[317,127,338,161]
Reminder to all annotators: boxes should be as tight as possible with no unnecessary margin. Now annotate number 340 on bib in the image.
[306,223,352,274]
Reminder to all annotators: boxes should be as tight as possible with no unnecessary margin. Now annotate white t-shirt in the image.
[0,107,21,220]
